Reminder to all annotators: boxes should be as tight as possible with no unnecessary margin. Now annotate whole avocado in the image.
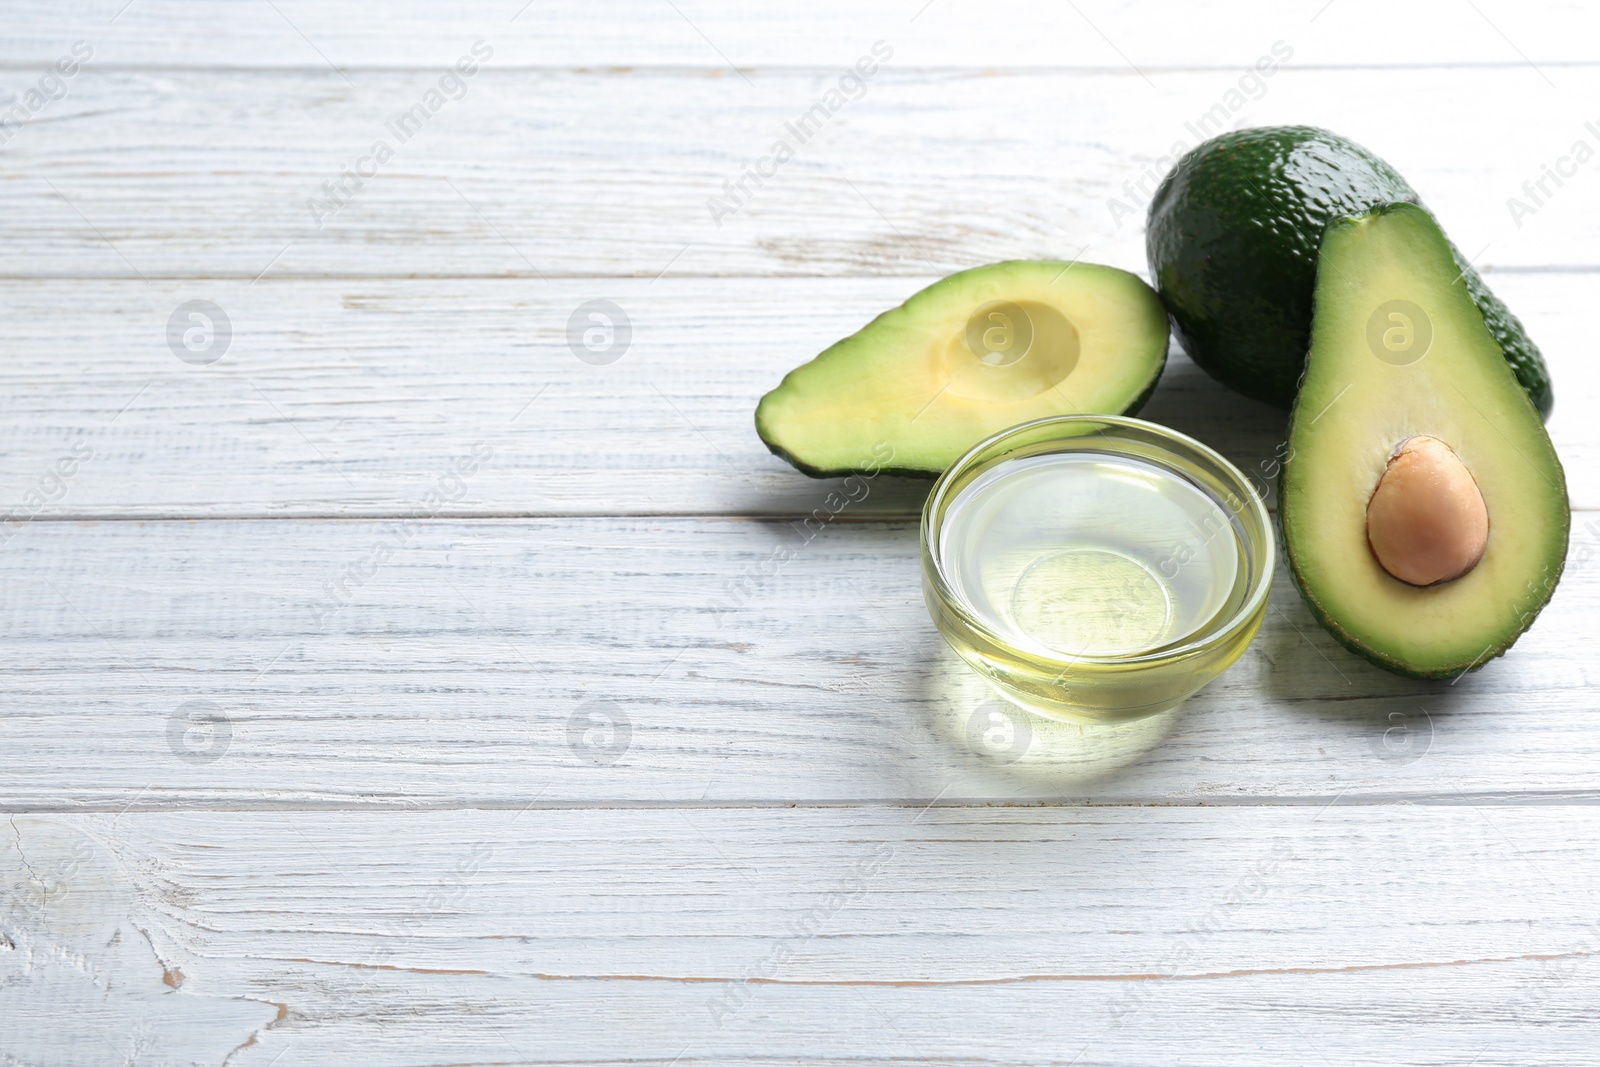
[1145,126,1553,418]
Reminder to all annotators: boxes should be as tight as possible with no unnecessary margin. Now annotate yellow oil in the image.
[938,451,1249,664]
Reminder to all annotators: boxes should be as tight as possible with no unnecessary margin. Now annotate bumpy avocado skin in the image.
[1146,126,1553,418]
[1454,255,1553,419]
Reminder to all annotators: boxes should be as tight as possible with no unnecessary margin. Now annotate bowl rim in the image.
[920,413,1276,668]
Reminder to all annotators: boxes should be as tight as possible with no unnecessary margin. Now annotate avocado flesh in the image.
[755,260,1169,477]
[1281,204,1568,679]
[1146,125,1553,419]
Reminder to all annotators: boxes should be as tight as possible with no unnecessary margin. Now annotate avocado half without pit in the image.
[755,260,1170,477]
[1281,203,1569,679]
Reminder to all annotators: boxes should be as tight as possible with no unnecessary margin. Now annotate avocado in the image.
[1146,126,1553,419]
[755,260,1169,477]
[1281,203,1568,679]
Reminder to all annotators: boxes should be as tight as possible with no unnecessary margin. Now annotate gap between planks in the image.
[8,61,1600,74]
[3,267,1598,281]
[10,791,1600,814]
[5,509,1596,521]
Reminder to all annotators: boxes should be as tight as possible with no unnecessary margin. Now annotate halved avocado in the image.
[1146,126,1553,419]
[755,260,1169,477]
[1281,203,1568,679]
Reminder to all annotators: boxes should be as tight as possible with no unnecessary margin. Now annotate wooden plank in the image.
[1,68,1598,279]
[1,515,1596,809]
[5,0,1596,69]
[7,806,1600,1065]
[0,274,1594,518]
[1,5,1595,1066]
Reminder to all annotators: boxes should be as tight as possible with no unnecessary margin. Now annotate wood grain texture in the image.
[6,3,1600,1063]
[3,67,1599,280]
[0,515,1595,810]
[6,0,1597,68]
[0,815,277,1065]
[7,807,1600,1066]
[0,274,1595,517]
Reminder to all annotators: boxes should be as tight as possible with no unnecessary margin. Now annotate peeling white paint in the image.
[2,818,277,1067]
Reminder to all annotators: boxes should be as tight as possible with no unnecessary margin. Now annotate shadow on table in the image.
[916,644,1186,793]
[748,354,1473,784]
[1254,586,1473,761]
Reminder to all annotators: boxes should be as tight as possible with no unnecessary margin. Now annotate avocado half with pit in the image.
[1147,125,1553,419]
[1281,203,1568,679]
[755,260,1170,477]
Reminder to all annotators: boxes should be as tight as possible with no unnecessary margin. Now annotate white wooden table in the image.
[3,2,1599,1063]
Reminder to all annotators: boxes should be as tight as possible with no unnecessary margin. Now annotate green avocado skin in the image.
[1278,204,1569,680]
[1146,126,1553,419]
[1279,506,1567,681]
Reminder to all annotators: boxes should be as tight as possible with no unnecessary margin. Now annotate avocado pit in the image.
[1365,435,1488,587]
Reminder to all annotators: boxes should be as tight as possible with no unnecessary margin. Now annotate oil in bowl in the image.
[922,416,1274,724]
[940,451,1248,658]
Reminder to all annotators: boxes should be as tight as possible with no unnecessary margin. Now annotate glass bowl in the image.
[921,415,1274,725]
